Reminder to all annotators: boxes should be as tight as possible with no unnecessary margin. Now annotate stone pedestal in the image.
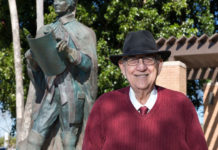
[156,61,187,94]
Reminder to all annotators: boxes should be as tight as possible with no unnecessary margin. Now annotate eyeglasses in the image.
[123,56,157,66]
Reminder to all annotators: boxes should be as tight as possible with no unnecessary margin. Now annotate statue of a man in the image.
[18,0,97,150]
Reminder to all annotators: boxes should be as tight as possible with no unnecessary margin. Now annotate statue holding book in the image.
[17,0,97,150]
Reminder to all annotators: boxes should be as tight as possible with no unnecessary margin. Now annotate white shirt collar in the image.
[129,86,157,112]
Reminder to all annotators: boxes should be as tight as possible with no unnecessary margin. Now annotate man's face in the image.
[54,0,71,15]
[118,55,163,91]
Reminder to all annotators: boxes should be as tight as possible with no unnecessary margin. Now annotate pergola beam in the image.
[157,33,218,82]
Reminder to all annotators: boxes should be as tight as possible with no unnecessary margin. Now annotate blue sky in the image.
[197,105,204,125]
[0,110,13,137]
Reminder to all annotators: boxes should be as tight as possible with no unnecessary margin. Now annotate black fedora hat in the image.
[110,30,171,66]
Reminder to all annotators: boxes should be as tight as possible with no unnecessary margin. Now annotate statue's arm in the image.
[25,50,46,102]
[67,48,92,72]
[57,40,92,72]
[25,50,40,72]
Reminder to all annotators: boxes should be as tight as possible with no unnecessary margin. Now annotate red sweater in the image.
[82,86,207,150]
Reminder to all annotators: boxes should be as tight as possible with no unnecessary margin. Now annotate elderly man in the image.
[82,30,207,150]
[17,0,97,150]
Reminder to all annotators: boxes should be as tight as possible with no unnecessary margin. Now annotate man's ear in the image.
[118,59,126,78]
[157,60,163,75]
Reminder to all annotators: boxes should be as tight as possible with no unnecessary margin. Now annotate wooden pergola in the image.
[156,33,218,150]
[156,33,218,82]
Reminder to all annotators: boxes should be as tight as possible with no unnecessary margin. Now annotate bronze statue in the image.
[17,0,97,149]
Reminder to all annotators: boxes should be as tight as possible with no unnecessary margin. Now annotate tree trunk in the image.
[18,0,45,143]
[36,0,44,31]
[8,0,24,145]
[19,82,36,142]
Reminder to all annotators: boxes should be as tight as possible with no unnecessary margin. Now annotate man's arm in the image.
[184,99,208,150]
[82,98,105,150]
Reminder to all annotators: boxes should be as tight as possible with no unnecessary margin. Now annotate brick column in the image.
[156,61,187,94]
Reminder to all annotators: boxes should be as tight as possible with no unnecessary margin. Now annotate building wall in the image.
[203,82,218,150]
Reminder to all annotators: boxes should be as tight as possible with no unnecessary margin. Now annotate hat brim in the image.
[109,50,171,66]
